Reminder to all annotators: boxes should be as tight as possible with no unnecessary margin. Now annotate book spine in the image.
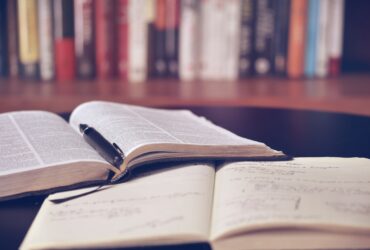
[18,0,39,80]
[95,0,117,79]
[165,0,180,78]
[199,0,211,80]
[153,0,167,77]
[117,0,129,80]
[200,0,225,80]
[179,0,200,81]
[315,0,329,77]
[238,0,255,78]
[146,0,156,78]
[287,0,307,78]
[0,0,8,77]
[128,0,148,83]
[273,0,290,76]
[328,0,345,76]
[38,0,55,81]
[54,0,75,81]
[7,0,19,78]
[304,0,319,77]
[74,0,95,79]
[253,0,275,76]
[224,0,241,81]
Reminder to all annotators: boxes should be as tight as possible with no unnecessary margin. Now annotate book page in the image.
[69,101,263,156]
[211,158,370,240]
[0,111,105,176]
[21,163,215,249]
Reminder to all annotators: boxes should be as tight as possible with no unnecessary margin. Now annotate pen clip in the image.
[113,143,125,157]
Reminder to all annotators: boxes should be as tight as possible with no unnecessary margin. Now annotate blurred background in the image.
[0,0,369,116]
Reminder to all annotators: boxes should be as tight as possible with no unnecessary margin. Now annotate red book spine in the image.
[329,58,341,76]
[55,39,75,81]
[54,0,75,81]
[117,0,129,79]
[95,0,117,78]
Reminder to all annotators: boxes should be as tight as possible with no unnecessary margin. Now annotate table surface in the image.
[1,107,370,250]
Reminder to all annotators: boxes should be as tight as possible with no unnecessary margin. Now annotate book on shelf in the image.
[74,0,95,79]
[0,101,284,201]
[38,0,55,81]
[305,0,319,77]
[95,0,117,79]
[179,0,201,81]
[6,0,19,78]
[253,0,275,76]
[117,0,129,80]
[273,0,290,76]
[287,0,307,78]
[328,0,345,77]
[315,0,330,78]
[238,0,255,78]
[1,0,349,82]
[53,0,75,81]
[18,0,39,80]
[153,0,168,78]
[128,0,149,83]
[164,0,180,78]
[0,0,8,77]
[21,157,370,250]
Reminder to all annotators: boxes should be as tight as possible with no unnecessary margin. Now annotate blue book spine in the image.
[305,0,319,77]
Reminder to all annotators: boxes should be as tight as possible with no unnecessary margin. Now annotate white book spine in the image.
[179,0,200,81]
[223,0,241,81]
[328,0,344,60]
[315,0,330,77]
[200,0,226,80]
[38,0,54,80]
[200,0,212,80]
[128,0,148,83]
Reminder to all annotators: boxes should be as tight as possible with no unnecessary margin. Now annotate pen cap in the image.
[79,124,89,133]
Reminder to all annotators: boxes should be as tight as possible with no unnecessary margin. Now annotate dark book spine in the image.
[239,0,255,78]
[0,0,8,77]
[164,0,179,78]
[117,0,129,80]
[18,0,39,80]
[253,0,275,76]
[273,0,290,76]
[95,0,117,79]
[74,0,95,79]
[153,0,167,77]
[7,0,19,78]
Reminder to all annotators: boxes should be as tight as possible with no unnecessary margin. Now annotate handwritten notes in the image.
[21,163,215,249]
[211,158,370,239]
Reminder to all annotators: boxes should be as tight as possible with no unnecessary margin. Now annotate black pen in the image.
[79,124,125,170]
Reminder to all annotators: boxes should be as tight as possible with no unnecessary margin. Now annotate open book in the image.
[21,157,370,250]
[0,101,284,201]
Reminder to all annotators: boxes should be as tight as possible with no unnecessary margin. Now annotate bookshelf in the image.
[1,1,370,117]
[1,74,370,116]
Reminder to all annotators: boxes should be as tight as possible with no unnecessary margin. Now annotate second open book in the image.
[21,157,370,249]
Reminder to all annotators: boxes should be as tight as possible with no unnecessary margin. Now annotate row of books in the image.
[0,0,345,82]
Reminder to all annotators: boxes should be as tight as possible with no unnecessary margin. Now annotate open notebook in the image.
[21,157,370,250]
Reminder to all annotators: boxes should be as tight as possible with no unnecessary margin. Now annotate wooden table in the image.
[0,106,370,250]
